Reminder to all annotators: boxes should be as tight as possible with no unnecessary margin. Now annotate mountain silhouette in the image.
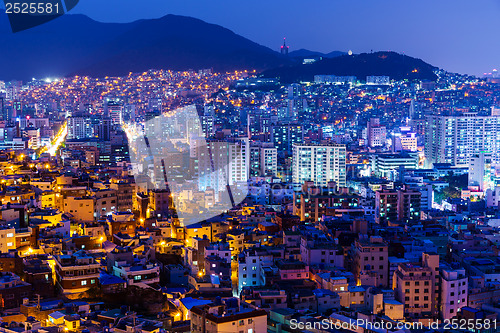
[261,51,438,83]
[0,13,289,80]
[288,49,345,59]
[0,13,438,82]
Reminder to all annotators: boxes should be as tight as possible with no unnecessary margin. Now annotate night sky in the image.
[7,0,500,76]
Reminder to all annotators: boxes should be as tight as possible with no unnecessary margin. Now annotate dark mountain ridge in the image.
[261,51,438,83]
[0,13,438,82]
[0,13,290,80]
[288,49,346,59]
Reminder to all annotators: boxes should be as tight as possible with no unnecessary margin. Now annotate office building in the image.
[372,153,419,179]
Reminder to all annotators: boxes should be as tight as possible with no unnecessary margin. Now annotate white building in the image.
[367,118,387,147]
[393,131,418,152]
[238,249,273,292]
[67,116,93,140]
[260,147,277,176]
[105,101,123,126]
[486,186,500,208]
[229,138,249,184]
[24,128,41,149]
[367,76,390,85]
[425,113,500,167]
[372,153,418,179]
[468,153,491,191]
[440,267,468,320]
[197,138,249,198]
[292,143,346,187]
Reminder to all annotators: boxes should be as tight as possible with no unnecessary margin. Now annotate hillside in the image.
[0,13,290,80]
[261,51,438,83]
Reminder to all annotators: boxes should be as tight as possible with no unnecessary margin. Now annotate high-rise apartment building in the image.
[93,118,112,141]
[468,152,492,191]
[271,123,303,153]
[67,116,93,140]
[0,96,5,122]
[260,147,277,176]
[200,115,215,138]
[196,138,249,197]
[148,98,162,113]
[292,143,346,187]
[367,118,387,147]
[250,145,261,177]
[5,81,21,101]
[375,187,421,224]
[104,101,123,126]
[250,143,277,177]
[425,113,500,167]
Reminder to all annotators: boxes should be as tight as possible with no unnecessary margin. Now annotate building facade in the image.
[292,143,346,187]
[425,113,500,167]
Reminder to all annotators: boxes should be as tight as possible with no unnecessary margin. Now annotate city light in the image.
[0,5,497,331]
